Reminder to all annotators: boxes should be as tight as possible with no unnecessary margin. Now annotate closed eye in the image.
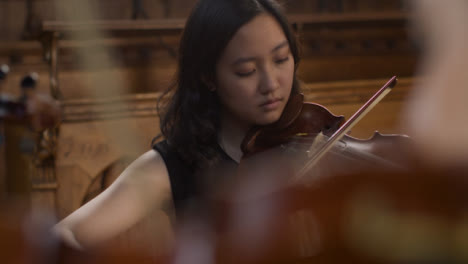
[236,69,256,77]
[275,57,289,64]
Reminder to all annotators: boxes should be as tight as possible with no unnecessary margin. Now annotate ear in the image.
[201,75,216,92]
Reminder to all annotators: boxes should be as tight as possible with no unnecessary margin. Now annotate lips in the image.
[260,98,281,106]
[260,98,282,110]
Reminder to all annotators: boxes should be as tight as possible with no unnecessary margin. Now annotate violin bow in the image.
[292,76,398,183]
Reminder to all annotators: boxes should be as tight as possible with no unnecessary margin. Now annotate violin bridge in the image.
[307,132,326,158]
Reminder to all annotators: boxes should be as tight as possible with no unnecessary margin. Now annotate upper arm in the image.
[54,149,173,249]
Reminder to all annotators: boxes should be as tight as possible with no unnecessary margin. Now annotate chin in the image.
[256,112,282,126]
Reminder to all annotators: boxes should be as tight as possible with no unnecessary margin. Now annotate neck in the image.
[218,114,251,163]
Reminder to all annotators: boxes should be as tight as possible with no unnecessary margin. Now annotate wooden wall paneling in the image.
[341,0,360,12]
[354,0,404,12]
[286,0,404,14]
[29,0,58,22]
[30,182,57,212]
[298,27,411,55]
[167,0,198,18]
[66,0,168,20]
[21,34,180,99]
[297,54,417,82]
[59,90,160,122]
[51,0,113,21]
[136,0,167,19]
[0,0,59,41]
[36,11,417,98]
[96,0,144,20]
[53,62,176,99]
[2,123,35,201]
[41,19,184,98]
[0,1,27,40]
[0,0,409,41]
[0,0,170,40]
[283,0,321,13]
[289,11,418,82]
[318,0,345,12]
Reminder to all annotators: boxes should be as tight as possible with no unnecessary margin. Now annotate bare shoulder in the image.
[124,149,169,179]
[116,149,172,205]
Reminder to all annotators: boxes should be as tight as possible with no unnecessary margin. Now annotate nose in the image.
[259,66,279,95]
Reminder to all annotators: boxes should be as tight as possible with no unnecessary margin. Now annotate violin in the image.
[240,76,413,184]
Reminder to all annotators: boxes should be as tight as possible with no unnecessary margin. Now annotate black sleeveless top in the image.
[152,140,237,217]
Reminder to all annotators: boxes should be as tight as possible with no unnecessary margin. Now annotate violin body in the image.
[241,92,413,183]
[242,96,345,157]
[199,83,455,264]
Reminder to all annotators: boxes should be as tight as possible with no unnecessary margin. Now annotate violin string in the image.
[284,134,404,184]
[289,77,396,183]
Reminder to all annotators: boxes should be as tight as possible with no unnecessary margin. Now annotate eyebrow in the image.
[232,40,289,66]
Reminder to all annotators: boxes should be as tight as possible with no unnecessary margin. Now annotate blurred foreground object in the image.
[171,163,468,264]
[0,201,165,264]
[402,0,468,166]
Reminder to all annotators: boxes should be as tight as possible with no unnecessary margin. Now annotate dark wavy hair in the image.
[157,0,301,170]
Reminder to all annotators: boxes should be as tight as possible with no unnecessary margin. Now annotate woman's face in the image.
[215,14,295,128]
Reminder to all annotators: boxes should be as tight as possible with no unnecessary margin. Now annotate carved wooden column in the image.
[22,0,42,40]
[132,0,148,19]
[42,31,62,100]
[30,127,59,211]
[4,123,36,199]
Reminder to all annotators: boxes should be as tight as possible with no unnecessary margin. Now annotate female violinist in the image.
[53,0,301,250]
